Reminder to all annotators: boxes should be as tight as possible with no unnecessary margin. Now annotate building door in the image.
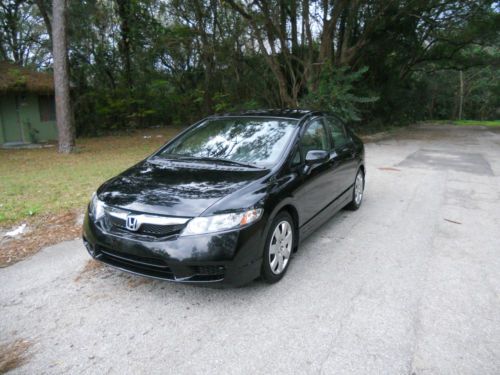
[1,95,24,143]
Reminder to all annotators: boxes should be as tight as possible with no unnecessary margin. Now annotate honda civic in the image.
[82,109,365,286]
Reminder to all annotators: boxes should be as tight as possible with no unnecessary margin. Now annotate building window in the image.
[38,95,56,122]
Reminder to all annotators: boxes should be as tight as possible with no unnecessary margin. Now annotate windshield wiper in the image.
[158,155,263,169]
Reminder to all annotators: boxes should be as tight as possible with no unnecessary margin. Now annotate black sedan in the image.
[83,109,365,286]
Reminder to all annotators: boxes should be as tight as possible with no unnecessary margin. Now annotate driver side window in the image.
[301,120,329,156]
[325,117,349,149]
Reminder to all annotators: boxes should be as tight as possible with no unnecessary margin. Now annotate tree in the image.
[2,0,497,136]
[0,0,50,66]
[52,0,74,153]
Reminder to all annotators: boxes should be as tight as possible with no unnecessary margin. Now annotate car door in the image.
[293,118,333,225]
[324,116,358,195]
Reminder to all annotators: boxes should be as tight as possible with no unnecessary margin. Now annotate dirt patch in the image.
[74,259,154,288]
[0,339,32,374]
[126,276,154,288]
[74,259,105,282]
[0,211,82,268]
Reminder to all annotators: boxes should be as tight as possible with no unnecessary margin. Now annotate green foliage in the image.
[25,120,40,143]
[302,66,378,122]
[212,92,231,113]
[430,120,500,127]
[1,0,498,135]
[411,48,500,121]
[7,69,27,88]
[453,120,500,127]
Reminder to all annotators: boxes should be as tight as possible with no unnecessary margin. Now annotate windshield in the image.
[158,117,298,167]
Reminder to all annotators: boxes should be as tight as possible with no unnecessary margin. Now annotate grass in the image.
[3,119,495,227]
[0,126,184,227]
[428,120,500,127]
[453,120,500,127]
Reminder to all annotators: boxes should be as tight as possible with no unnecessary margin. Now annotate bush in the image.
[301,65,378,122]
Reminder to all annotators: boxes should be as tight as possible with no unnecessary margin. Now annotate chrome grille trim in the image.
[105,207,190,226]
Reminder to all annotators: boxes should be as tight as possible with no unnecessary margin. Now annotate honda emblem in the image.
[126,215,140,231]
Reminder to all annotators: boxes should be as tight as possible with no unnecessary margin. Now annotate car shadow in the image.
[78,206,358,304]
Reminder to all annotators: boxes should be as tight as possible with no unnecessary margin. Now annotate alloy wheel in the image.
[268,221,293,275]
[354,172,364,205]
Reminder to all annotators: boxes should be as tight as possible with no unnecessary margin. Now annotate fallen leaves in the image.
[0,211,82,267]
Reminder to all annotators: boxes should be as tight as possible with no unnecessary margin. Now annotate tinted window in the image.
[301,119,329,154]
[325,117,349,148]
[159,117,298,167]
[291,149,301,166]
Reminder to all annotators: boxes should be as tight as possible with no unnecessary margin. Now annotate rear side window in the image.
[325,117,349,149]
[301,119,329,155]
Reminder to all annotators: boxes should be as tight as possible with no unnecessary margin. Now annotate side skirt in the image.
[298,186,353,244]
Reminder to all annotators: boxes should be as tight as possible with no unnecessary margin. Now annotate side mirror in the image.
[305,150,329,165]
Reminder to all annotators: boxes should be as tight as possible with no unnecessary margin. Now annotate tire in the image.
[261,211,294,284]
[346,169,365,211]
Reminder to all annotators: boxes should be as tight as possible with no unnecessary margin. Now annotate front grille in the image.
[99,246,167,268]
[103,209,188,239]
[141,223,185,236]
[108,214,126,228]
[96,245,175,279]
[94,245,225,282]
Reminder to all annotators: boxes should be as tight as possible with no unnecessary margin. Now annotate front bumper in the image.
[82,212,265,286]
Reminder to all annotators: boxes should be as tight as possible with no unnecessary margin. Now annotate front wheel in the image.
[261,212,294,284]
[346,169,365,210]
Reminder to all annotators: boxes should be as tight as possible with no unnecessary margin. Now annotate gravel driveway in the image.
[1,124,499,374]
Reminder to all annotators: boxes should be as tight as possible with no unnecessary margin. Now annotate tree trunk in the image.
[35,0,53,48]
[193,0,216,113]
[52,0,75,153]
[290,0,298,54]
[458,70,464,120]
[116,0,133,89]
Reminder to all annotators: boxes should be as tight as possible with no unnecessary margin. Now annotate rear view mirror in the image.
[305,150,329,165]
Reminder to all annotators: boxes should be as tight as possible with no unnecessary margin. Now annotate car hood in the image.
[98,160,268,217]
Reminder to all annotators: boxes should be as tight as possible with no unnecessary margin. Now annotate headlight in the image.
[89,192,105,220]
[181,208,263,236]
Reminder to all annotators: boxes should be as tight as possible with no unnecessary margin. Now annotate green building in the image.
[0,61,57,145]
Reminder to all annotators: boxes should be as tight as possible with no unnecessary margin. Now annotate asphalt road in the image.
[1,124,499,374]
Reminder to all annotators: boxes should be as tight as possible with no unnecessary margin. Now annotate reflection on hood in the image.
[99,161,268,217]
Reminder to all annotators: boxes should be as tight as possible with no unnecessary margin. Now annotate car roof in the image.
[212,109,324,121]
